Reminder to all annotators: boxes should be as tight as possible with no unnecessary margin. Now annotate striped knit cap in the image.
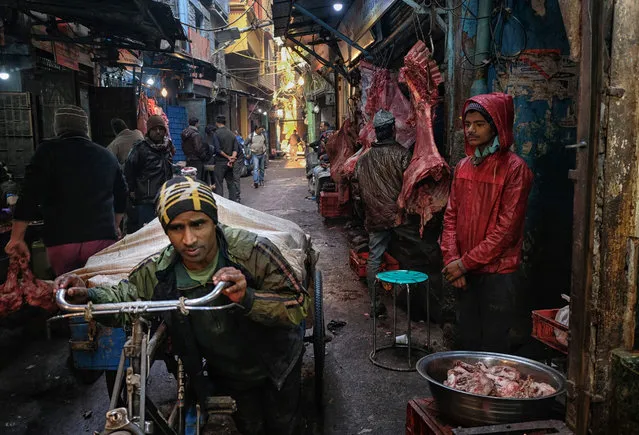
[156,176,218,230]
[54,105,89,136]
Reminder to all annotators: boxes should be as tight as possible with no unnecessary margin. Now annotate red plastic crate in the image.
[531,309,568,354]
[319,191,340,217]
[383,252,400,270]
[349,250,400,278]
[319,191,351,218]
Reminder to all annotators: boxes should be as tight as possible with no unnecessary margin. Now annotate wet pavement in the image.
[0,158,440,434]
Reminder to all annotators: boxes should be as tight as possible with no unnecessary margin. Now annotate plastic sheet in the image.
[71,194,317,287]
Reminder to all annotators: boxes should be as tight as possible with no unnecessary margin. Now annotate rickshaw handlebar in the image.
[55,281,235,317]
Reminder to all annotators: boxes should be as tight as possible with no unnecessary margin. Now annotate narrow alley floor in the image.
[0,158,441,435]
[239,158,441,435]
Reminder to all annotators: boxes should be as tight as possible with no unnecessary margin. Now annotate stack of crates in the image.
[167,106,188,163]
[319,191,351,218]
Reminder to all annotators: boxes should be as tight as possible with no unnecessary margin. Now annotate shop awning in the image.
[144,51,218,82]
[2,0,187,51]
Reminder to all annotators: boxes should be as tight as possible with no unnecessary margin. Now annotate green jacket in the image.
[88,224,310,389]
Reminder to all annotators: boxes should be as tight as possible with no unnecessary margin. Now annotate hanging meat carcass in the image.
[0,259,24,316]
[325,118,358,204]
[21,259,56,312]
[397,41,450,230]
[0,257,56,317]
[343,62,415,177]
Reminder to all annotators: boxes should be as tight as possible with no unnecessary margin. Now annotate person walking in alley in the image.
[5,105,128,275]
[56,177,307,434]
[246,125,267,188]
[441,93,533,353]
[107,118,144,166]
[181,117,212,181]
[354,110,412,317]
[213,115,240,202]
[124,115,174,232]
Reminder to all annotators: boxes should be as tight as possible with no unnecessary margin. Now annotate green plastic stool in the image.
[370,270,430,371]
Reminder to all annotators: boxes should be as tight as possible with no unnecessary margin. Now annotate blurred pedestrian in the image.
[213,115,240,202]
[181,117,212,181]
[124,115,174,232]
[246,125,267,188]
[107,118,144,166]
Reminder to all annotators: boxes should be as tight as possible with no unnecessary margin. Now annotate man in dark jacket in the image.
[124,115,174,232]
[5,105,128,275]
[213,115,240,202]
[354,110,411,316]
[56,177,308,434]
[181,117,211,181]
[441,93,533,353]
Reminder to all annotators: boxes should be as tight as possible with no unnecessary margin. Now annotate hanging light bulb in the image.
[161,88,168,98]
[313,104,320,114]
[297,77,305,86]
[0,67,9,81]
[146,77,155,86]
[285,82,295,91]
[277,109,284,118]
[333,3,343,12]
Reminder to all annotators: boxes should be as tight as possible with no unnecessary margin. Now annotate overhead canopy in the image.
[2,0,188,51]
[144,51,218,82]
[274,0,444,70]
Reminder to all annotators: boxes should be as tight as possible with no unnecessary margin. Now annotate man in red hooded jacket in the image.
[440,93,533,353]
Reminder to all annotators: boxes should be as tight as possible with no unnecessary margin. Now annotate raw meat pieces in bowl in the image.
[443,360,557,398]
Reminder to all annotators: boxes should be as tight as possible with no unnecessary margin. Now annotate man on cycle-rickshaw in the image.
[56,176,309,434]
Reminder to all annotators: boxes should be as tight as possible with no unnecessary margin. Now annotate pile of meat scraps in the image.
[443,360,557,398]
[397,41,450,230]
[0,257,56,317]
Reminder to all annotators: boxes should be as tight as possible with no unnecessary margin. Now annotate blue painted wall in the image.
[167,105,188,163]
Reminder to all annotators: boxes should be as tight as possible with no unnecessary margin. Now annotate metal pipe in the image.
[139,333,148,431]
[447,0,456,156]
[470,0,493,96]
[109,351,127,411]
[147,323,168,362]
[292,3,371,58]
[55,281,229,313]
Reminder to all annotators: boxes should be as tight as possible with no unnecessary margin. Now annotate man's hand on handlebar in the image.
[54,273,90,304]
[213,267,247,304]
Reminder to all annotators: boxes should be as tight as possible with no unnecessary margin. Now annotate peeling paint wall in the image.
[489,0,578,308]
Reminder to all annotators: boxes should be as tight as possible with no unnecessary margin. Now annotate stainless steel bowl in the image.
[416,351,566,426]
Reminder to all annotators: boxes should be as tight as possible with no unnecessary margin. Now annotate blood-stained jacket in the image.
[441,93,533,274]
[354,139,412,232]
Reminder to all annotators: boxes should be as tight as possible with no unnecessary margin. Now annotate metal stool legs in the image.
[369,278,430,372]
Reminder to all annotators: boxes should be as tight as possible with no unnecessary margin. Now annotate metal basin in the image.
[416,351,566,427]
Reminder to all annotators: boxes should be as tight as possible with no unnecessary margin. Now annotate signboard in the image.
[118,49,143,66]
[188,29,211,62]
[54,41,79,71]
[31,25,54,53]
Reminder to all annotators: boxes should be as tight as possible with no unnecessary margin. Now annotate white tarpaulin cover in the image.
[72,194,315,288]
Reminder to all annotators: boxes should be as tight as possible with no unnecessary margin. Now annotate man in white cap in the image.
[354,109,412,316]
[6,105,128,275]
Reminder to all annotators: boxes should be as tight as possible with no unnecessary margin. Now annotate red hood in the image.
[463,93,514,156]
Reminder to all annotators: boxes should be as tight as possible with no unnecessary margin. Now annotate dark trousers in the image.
[456,271,527,353]
[128,203,156,233]
[214,162,239,202]
[212,357,302,435]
